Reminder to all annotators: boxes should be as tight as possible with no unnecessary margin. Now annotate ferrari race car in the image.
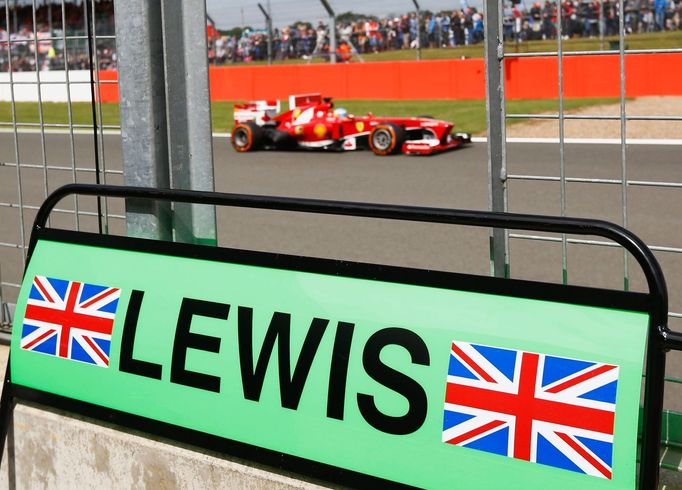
[231,93,471,156]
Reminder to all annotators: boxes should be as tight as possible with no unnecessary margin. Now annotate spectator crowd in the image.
[505,0,682,41]
[1,1,116,73]
[2,0,682,71]
[212,0,682,63]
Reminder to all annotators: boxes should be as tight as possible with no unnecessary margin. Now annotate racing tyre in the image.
[232,122,264,152]
[369,123,406,156]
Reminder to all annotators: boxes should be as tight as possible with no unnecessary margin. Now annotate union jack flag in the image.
[20,275,120,367]
[443,340,619,479]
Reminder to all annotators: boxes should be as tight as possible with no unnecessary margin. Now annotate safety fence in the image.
[0,0,122,329]
[483,0,682,475]
[489,15,682,323]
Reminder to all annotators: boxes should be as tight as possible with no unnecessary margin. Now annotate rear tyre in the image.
[369,123,406,156]
[232,122,264,152]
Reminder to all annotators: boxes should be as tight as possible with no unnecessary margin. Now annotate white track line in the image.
[471,136,682,145]
[0,128,229,138]
[0,127,121,135]
[2,129,681,145]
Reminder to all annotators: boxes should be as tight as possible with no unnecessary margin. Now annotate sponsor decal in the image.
[405,144,433,152]
[342,138,357,150]
[293,107,314,125]
[298,139,334,148]
[314,124,328,138]
[355,122,365,132]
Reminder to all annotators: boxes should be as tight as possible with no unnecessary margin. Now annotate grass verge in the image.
[1,98,622,136]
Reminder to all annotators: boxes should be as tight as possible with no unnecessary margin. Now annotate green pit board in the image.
[10,230,649,489]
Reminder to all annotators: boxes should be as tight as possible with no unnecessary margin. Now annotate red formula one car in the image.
[230,93,471,156]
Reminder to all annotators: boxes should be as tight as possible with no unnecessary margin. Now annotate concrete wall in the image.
[0,404,334,489]
[0,71,93,103]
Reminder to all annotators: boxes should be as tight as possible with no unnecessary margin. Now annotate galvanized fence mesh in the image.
[0,0,122,328]
[484,0,682,471]
[489,1,682,320]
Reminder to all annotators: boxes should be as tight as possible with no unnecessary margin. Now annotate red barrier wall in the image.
[98,53,682,103]
[97,69,119,103]
[504,53,682,99]
[207,59,487,101]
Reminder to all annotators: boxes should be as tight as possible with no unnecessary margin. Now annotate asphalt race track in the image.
[1,132,681,409]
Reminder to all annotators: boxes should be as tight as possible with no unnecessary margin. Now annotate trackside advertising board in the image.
[10,231,649,489]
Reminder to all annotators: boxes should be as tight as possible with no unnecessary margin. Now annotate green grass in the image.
[0,101,121,128]
[1,97,621,136]
[198,98,623,135]
[216,31,682,65]
[332,98,621,134]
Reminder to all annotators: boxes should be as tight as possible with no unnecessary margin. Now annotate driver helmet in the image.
[333,107,348,119]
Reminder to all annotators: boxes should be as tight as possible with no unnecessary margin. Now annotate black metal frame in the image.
[3,183,682,489]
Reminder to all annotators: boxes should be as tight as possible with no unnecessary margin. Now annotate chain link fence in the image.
[0,0,122,331]
[484,0,682,474]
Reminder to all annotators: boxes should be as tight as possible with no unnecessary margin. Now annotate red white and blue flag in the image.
[443,340,619,479]
[20,275,120,367]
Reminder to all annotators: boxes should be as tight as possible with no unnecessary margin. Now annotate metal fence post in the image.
[599,0,605,51]
[207,14,217,66]
[0,265,6,328]
[483,0,508,278]
[161,0,217,246]
[114,0,172,241]
[258,3,273,65]
[320,0,336,63]
[412,0,422,61]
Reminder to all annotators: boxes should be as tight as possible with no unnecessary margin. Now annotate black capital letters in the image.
[119,290,163,380]
[170,298,230,393]
[326,321,355,420]
[238,307,328,410]
[357,327,430,435]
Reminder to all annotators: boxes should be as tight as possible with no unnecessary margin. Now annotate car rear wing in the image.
[289,93,323,110]
[233,99,281,125]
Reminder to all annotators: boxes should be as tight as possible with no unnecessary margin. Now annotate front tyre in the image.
[369,123,406,156]
[231,122,264,152]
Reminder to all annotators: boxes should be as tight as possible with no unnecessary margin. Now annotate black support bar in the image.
[32,184,668,311]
